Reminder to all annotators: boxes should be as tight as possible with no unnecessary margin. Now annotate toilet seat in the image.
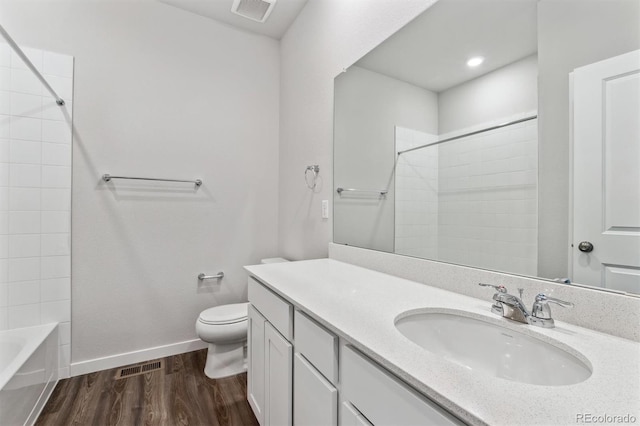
[198,302,249,325]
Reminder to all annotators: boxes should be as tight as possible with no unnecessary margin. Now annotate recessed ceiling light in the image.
[466,56,484,68]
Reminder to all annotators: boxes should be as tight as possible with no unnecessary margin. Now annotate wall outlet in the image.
[322,200,329,219]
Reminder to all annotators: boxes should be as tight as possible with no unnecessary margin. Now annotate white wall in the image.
[438,55,538,134]
[0,0,280,372]
[0,43,73,378]
[334,66,437,252]
[537,0,640,278]
[279,0,437,260]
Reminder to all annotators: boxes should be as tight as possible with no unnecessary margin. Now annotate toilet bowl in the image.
[196,302,250,379]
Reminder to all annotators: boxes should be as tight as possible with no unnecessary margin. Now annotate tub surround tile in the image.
[7,257,40,282]
[9,139,41,164]
[7,280,40,305]
[0,213,8,235]
[0,138,8,161]
[40,234,69,256]
[40,256,70,280]
[7,302,40,328]
[10,92,42,118]
[9,211,41,234]
[10,69,42,96]
[8,234,40,258]
[41,211,69,234]
[0,164,8,186]
[58,321,70,345]
[10,47,43,72]
[0,42,72,380]
[9,163,41,187]
[41,300,70,324]
[9,187,41,211]
[41,120,71,144]
[41,188,70,211]
[41,278,70,302]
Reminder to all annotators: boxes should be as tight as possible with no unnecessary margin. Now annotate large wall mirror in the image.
[334,0,640,296]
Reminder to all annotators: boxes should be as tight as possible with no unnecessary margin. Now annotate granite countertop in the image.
[245,258,640,426]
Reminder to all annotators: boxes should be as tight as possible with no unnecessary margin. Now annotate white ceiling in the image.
[157,0,308,39]
[356,0,538,93]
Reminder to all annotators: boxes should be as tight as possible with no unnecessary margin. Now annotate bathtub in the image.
[0,324,58,426]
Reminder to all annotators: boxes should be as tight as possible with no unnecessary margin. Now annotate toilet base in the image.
[204,341,247,379]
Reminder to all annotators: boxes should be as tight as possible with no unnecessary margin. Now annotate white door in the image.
[572,49,640,293]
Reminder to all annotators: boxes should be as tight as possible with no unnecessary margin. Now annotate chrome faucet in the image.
[478,283,573,328]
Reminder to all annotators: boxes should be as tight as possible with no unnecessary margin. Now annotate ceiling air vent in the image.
[231,0,277,23]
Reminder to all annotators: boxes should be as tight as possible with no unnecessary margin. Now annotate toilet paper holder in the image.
[198,272,224,281]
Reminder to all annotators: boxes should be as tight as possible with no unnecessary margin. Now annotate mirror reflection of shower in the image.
[395,114,538,276]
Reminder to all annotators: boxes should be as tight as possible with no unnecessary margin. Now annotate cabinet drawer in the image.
[342,345,464,426]
[248,277,293,340]
[294,310,338,384]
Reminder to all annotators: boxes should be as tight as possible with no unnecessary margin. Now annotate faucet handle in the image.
[478,283,507,317]
[478,283,507,293]
[529,293,574,328]
[534,293,574,308]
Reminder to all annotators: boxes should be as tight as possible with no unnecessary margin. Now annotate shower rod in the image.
[0,24,66,106]
[397,115,537,155]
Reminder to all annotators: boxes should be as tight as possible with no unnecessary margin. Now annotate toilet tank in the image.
[260,257,289,264]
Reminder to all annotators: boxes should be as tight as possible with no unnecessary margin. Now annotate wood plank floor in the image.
[36,349,259,426]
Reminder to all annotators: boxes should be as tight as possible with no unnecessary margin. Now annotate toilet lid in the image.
[199,302,249,325]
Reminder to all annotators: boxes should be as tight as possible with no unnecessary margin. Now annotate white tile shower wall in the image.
[437,116,538,275]
[0,41,73,378]
[394,126,439,259]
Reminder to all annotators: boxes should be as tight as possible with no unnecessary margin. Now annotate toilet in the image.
[196,257,288,379]
[196,302,250,379]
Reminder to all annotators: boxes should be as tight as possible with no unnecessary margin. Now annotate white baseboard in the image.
[70,339,208,377]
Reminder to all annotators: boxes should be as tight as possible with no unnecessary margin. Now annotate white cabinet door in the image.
[264,323,292,426]
[248,305,266,425]
[572,49,640,293]
[293,353,338,426]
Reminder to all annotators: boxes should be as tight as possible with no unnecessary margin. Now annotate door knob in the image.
[578,241,594,253]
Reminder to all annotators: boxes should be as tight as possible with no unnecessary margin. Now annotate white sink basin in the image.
[395,310,592,386]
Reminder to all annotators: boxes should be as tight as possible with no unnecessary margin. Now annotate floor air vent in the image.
[115,360,163,379]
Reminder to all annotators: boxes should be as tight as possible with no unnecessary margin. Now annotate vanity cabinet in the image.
[248,275,463,426]
[248,278,293,426]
